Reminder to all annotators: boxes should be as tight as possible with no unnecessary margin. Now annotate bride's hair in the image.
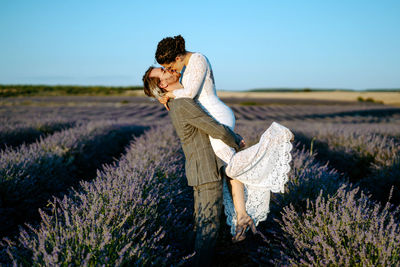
[155,35,186,64]
[142,66,165,99]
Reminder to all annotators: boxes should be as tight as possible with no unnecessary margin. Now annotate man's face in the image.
[149,67,180,89]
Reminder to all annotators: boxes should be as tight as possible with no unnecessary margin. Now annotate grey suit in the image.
[167,98,241,265]
[168,98,240,186]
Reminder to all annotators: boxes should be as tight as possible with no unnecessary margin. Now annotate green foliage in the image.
[357,96,384,104]
[0,85,143,97]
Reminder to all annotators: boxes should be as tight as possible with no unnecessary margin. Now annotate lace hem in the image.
[225,122,294,193]
[222,122,294,235]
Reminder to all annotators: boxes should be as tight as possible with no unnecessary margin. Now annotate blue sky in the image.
[0,0,399,91]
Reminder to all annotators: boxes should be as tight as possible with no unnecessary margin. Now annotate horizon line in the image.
[1,84,400,92]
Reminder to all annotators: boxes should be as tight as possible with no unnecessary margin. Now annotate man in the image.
[143,67,244,266]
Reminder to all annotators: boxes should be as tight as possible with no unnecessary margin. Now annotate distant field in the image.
[2,85,399,106]
[0,85,143,97]
[218,91,400,106]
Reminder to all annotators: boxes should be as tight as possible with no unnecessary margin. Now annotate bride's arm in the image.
[171,54,207,99]
[178,98,242,150]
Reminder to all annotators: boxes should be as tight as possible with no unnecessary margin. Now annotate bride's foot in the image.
[232,215,269,243]
[232,215,256,243]
[289,131,294,142]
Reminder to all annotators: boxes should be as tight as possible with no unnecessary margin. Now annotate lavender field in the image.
[0,96,400,266]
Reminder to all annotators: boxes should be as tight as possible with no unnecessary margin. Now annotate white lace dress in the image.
[172,53,294,235]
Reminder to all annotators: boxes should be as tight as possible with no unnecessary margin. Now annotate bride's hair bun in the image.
[156,35,187,64]
[174,35,185,53]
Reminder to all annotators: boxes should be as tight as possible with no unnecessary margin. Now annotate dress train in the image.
[222,122,293,235]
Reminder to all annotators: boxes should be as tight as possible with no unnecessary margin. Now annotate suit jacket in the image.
[168,98,241,186]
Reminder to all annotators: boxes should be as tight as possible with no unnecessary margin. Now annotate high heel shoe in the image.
[232,216,254,243]
[232,216,268,243]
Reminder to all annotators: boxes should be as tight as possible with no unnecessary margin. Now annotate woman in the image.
[144,35,293,242]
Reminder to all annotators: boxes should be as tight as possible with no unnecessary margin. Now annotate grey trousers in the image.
[192,180,223,266]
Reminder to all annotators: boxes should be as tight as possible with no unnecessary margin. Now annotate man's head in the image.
[142,66,180,98]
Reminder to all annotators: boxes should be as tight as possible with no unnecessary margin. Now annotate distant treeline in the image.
[0,85,143,97]
[2,85,399,97]
[247,88,400,92]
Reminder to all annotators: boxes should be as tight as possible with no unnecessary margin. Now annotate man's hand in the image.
[165,91,175,99]
[237,134,246,149]
[158,92,175,111]
[158,95,169,105]
[163,103,170,111]
[158,95,170,111]
[239,139,246,149]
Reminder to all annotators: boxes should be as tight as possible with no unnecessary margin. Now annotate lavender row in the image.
[245,142,400,265]
[286,121,400,154]
[232,121,399,210]
[0,103,168,124]
[0,120,147,238]
[291,122,399,175]
[235,121,399,265]
[0,118,76,150]
[273,185,400,266]
[1,125,194,266]
[2,101,399,126]
[231,104,400,123]
[284,121,400,204]
[239,120,400,199]
[2,120,398,265]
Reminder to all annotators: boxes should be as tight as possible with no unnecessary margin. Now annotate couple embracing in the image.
[142,35,293,265]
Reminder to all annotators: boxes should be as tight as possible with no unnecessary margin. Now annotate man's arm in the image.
[177,98,241,150]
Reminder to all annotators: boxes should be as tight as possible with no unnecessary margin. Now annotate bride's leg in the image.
[227,178,248,220]
[209,137,254,240]
[224,173,255,242]
[208,138,246,217]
